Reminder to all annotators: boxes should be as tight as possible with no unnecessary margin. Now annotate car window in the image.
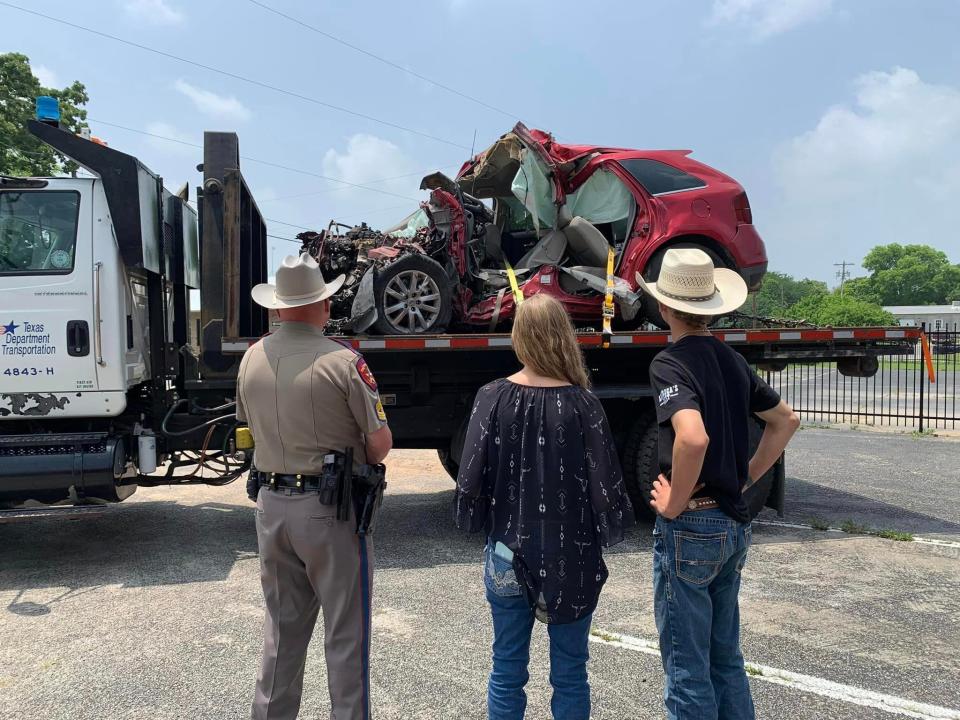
[618,159,706,196]
[0,191,80,275]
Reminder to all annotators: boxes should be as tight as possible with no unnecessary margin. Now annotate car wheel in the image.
[372,254,454,335]
[641,243,726,330]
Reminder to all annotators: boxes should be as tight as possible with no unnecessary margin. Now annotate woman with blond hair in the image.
[455,293,634,720]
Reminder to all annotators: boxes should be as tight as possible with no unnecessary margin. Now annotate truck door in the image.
[0,183,98,412]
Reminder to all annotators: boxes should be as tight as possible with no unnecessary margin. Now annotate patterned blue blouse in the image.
[454,379,634,624]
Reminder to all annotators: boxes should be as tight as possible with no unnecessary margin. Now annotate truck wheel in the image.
[373,255,453,335]
[743,417,777,519]
[641,243,726,330]
[621,412,659,521]
[437,411,469,481]
[437,449,459,480]
[623,413,775,521]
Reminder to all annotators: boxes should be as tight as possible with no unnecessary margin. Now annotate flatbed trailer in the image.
[0,108,921,516]
[222,326,920,517]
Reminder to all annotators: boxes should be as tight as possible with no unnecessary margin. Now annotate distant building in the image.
[883,301,960,330]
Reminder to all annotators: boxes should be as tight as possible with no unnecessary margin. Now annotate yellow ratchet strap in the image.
[504,259,524,306]
[601,247,615,348]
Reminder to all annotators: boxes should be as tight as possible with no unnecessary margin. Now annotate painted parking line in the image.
[589,628,960,719]
[752,519,960,549]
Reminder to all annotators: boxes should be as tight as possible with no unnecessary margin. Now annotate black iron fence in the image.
[761,323,959,431]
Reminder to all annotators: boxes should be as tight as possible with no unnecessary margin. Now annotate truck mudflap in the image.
[0,432,134,505]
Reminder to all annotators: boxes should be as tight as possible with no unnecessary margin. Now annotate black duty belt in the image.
[254,470,330,493]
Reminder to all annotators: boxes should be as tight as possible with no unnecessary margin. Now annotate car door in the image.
[0,182,98,414]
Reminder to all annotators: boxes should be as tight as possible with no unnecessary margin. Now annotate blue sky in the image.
[3,0,959,285]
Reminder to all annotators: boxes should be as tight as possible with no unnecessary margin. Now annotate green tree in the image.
[753,271,829,317]
[0,53,89,177]
[849,243,960,305]
[786,293,895,327]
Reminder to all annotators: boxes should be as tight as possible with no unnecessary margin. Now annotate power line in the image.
[0,1,471,150]
[265,217,311,230]
[87,118,421,202]
[247,0,516,120]
[258,166,460,204]
[267,233,301,244]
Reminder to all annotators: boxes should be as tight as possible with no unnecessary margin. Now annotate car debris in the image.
[298,122,768,335]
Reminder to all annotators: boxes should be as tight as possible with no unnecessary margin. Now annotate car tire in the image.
[372,254,454,335]
[641,243,727,330]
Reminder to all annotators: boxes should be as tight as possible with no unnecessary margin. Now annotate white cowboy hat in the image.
[251,252,346,310]
[636,247,748,315]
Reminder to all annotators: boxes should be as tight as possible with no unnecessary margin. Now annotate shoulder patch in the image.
[355,356,378,391]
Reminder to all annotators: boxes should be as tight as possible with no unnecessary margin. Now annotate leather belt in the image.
[685,496,720,511]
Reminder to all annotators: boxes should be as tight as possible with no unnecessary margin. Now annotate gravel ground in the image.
[0,429,958,719]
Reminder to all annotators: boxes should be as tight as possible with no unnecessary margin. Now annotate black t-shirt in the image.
[649,336,781,522]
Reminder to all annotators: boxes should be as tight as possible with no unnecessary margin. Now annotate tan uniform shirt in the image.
[235,321,387,473]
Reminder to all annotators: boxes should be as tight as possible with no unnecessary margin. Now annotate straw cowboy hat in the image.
[636,247,748,315]
[251,252,345,310]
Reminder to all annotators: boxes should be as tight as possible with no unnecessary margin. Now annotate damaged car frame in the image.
[300,123,768,334]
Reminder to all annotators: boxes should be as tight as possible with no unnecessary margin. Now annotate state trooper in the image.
[237,252,393,720]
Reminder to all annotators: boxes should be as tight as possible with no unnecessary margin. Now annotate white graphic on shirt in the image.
[658,384,679,407]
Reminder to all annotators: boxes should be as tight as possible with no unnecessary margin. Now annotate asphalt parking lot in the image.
[1,428,958,720]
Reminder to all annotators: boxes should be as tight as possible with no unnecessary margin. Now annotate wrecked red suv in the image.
[300,123,767,333]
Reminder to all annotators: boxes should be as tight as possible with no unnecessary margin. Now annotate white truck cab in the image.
[0,176,150,419]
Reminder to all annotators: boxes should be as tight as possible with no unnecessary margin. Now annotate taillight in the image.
[733,192,752,224]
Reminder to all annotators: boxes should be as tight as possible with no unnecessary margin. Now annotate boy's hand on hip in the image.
[650,474,681,519]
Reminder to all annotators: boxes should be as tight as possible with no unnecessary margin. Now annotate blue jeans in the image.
[653,509,755,720]
[483,544,592,720]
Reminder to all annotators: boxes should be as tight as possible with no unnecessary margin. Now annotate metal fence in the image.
[761,323,959,431]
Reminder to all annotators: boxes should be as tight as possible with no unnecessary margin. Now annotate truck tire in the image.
[743,417,776,518]
[437,448,459,480]
[437,410,470,481]
[621,412,659,520]
[623,413,775,521]
[373,254,453,335]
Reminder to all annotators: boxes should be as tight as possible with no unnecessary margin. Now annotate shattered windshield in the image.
[0,191,80,275]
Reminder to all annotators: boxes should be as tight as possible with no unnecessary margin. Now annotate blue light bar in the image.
[35,96,61,123]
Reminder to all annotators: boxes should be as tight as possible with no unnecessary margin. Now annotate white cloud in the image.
[767,68,960,277]
[144,121,196,155]
[174,80,251,122]
[711,0,832,38]
[320,134,420,224]
[122,0,184,25]
[32,64,59,88]
[323,134,416,188]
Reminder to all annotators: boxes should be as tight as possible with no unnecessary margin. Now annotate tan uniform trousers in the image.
[252,487,374,720]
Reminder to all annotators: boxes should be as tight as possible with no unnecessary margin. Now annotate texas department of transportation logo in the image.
[2,320,57,357]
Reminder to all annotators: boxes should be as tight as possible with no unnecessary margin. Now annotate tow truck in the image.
[0,101,920,515]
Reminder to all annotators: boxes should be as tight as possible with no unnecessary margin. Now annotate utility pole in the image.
[834,261,853,297]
